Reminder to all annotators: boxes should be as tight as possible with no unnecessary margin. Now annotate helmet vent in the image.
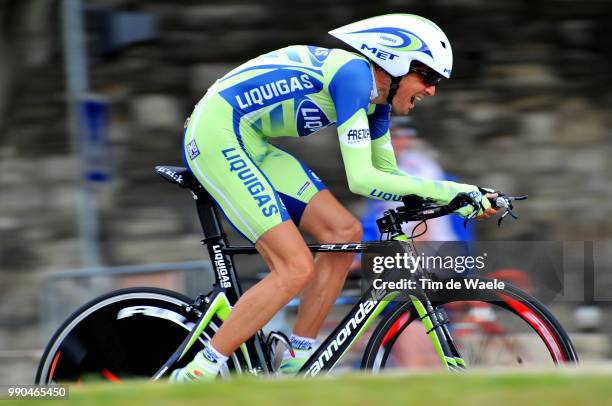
[440,41,447,49]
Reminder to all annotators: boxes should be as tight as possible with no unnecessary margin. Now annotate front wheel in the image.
[361,280,578,371]
[36,287,247,384]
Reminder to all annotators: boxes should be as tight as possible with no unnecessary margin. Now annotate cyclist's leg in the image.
[171,221,315,381]
[295,190,362,337]
[257,145,362,338]
[211,221,315,355]
[182,97,315,359]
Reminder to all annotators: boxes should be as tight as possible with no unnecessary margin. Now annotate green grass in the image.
[7,372,612,406]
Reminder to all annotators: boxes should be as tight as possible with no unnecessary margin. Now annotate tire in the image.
[36,287,248,384]
[361,280,578,371]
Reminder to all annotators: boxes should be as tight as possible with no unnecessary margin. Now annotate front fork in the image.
[410,296,466,370]
[391,234,466,370]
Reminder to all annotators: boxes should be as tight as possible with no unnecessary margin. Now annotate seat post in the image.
[192,188,243,301]
[154,165,243,300]
[193,189,225,242]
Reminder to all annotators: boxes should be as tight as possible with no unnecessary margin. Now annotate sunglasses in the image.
[409,65,443,86]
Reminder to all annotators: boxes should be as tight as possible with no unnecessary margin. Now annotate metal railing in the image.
[40,260,214,336]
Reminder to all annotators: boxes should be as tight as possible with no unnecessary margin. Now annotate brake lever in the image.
[495,195,528,227]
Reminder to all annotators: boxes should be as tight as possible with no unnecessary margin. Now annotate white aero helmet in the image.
[329,14,453,79]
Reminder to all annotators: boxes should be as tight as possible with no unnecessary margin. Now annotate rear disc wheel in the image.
[36,287,247,383]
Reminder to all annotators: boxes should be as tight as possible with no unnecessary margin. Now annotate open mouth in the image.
[409,96,416,109]
[409,95,423,110]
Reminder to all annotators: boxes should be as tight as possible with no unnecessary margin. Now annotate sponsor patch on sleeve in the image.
[340,127,371,147]
[339,116,371,148]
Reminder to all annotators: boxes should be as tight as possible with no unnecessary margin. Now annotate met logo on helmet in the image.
[360,44,397,61]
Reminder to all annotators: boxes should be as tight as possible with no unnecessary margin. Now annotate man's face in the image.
[391,65,439,115]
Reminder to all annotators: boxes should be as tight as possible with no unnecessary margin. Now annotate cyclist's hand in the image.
[452,185,498,219]
[476,192,500,219]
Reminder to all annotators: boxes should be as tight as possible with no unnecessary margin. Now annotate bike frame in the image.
[153,176,466,379]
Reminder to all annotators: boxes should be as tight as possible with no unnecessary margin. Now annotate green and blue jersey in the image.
[184,45,473,242]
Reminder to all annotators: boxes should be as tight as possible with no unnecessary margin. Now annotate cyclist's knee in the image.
[275,254,315,296]
[345,218,363,242]
[288,254,315,287]
[319,216,363,244]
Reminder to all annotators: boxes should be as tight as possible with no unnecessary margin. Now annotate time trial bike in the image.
[36,165,578,383]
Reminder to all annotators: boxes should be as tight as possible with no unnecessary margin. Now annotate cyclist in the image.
[171,13,499,382]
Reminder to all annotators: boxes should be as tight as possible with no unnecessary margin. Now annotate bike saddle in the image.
[155,166,198,189]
